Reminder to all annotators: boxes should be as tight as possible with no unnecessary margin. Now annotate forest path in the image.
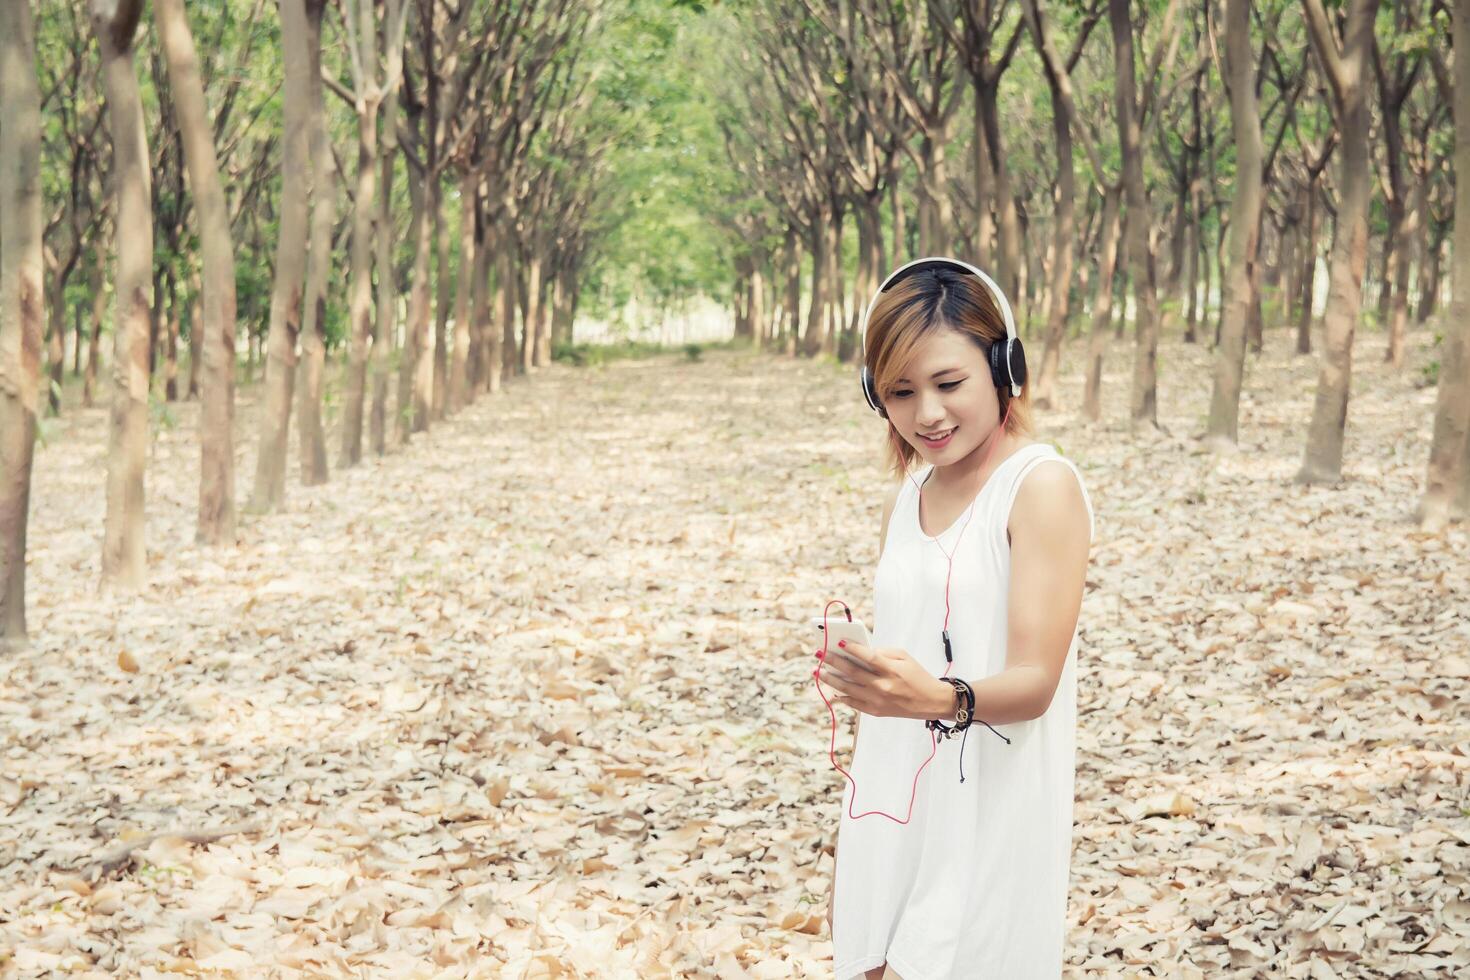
[6,329,1467,976]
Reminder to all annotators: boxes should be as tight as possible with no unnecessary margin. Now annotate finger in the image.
[819,669,848,695]
[835,640,881,675]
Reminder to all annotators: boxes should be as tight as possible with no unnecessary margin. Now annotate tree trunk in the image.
[398,170,431,440]
[370,0,402,457]
[471,193,494,394]
[782,225,800,356]
[1417,227,1444,324]
[1419,0,1470,528]
[1030,64,1077,412]
[498,230,518,382]
[84,255,104,406]
[339,0,378,467]
[750,262,765,349]
[979,83,1022,309]
[523,244,546,370]
[432,181,451,417]
[1385,187,1418,367]
[45,273,66,416]
[93,0,152,588]
[890,170,909,266]
[163,270,179,401]
[482,211,503,394]
[1206,0,1264,447]
[1110,0,1160,426]
[296,0,331,487]
[971,94,994,270]
[1297,0,1381,484]
[533,250,553,368]
[0,0,45,643]
[803,217,829,357]
[1083,186,1123,422]
[249,0,316,511]
[1297,178,1318,354]
[154,0,239,533]
[448,173,474,414]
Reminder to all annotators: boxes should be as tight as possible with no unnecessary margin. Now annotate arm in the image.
[968,462,1091,724]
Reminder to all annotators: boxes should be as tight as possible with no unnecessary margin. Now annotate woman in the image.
[818,258,1094,980]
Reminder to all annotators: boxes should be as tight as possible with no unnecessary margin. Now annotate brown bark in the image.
[93,0,152,589]
[448,172,475,414]
[296,0,331,487]
[1028,0,1078,411]
[1296,181,1318,354]
[782,225,800,356]
[0,0,45,643]
[470,197,494,394]
[498,231,519,383]
[1083,186,1123,422]
[84,254,104,406]
[249,0,317,511]
[1110,0,1162,427]
[1417,228,1443,324]
[1419,0,1470,528]
[1206,0,1264,447]
[978,84,1022,307]
[432,185,451,417]
[398,166,432,440]
[520,240,542,372]
[1297,0,1382,484]
[802,214,830,357]
[339,0,380,466]
[370,0,404,457]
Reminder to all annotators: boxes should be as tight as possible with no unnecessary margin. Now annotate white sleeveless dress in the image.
[830,442,1095,980]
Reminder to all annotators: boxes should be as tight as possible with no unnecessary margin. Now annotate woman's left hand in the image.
[814,640,951,720]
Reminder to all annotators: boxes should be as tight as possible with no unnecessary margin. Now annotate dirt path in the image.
[4,329,1466,977]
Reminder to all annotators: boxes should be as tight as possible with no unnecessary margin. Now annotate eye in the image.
[939,381,963,391]
[890,380,963,398]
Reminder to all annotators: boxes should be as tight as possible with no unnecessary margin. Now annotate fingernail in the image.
[837,640,847,648]
[816,651,825,660]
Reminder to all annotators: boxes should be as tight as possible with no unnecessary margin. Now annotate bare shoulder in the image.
[1007,455,1091,549]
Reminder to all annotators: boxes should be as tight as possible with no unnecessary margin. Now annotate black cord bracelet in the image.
[926,677,1011,784]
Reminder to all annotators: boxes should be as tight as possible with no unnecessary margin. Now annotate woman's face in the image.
[885,326,1002,466]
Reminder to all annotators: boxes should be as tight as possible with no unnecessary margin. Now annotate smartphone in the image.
[810,617,878,674]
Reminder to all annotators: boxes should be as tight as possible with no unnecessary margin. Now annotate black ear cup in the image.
[860,365,887,419]
[989,337,1028,393]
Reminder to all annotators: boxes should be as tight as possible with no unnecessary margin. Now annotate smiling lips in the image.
[920,427,956,446]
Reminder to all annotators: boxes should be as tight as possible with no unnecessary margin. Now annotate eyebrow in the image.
[894,368,964,382]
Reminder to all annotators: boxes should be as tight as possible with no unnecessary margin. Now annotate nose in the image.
[916,388,946,428]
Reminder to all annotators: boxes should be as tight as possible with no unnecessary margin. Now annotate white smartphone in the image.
[810,617,878,674]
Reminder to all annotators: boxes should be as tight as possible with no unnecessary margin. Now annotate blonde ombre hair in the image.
[862,269,1033,481]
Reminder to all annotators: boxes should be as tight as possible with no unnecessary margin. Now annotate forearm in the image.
[972,663,1051,724]
[928,663,1051,725]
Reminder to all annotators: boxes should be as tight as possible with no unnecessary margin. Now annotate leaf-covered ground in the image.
[3,325,1468,978]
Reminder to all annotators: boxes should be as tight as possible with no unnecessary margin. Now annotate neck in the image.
[928,423,1013,491]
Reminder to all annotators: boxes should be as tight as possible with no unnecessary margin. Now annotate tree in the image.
[1295,0,1381,484]
[153,0,238,545]
[0,0,45,643]
[295,0,332,486]
[249,0,320,513]
[1419,0,1469,528]
[92,0,153,589]
[1205,0,1264,448]
[1110,0,1183,429]
[335,0,410,466]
